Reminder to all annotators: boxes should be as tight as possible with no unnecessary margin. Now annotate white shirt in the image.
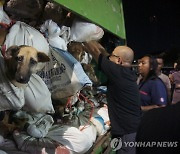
[158,72,171,89]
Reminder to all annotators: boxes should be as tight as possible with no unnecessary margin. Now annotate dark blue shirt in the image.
[98,54,141,136]
[139,78,168,106]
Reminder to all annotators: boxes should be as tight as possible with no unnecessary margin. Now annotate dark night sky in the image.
[122,0,180,60]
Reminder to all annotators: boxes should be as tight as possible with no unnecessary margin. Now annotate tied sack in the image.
[40,19,68,51]
[0,6,11,26]
[70,19,104,42]
[37,46,92,99]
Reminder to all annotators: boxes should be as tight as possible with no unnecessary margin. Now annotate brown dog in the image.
[0,45,50,136]
[3,45,50,87]
[67,41,85,62]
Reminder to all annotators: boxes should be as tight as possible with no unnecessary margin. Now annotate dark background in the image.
[122,0,180,64]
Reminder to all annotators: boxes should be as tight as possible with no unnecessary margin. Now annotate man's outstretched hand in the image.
[83,41,109,63]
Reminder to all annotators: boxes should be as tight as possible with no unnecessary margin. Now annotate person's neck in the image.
[157,71,162,76]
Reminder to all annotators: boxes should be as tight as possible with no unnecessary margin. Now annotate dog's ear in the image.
[5,45,20,59]
[37,52,50,62]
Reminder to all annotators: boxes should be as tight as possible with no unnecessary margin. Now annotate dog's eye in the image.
[30,58,37,65]
[16,56,23,62]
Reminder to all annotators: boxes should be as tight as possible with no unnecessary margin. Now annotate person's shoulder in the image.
[101,55,112,64]
[147,77,157,83]
[172,71,180,75]
[171,71,180,78]
[160,73,170,80]
[148,78,164,87]
[141,79,155,88]
[161,73,168,77]
[155,77,164,84]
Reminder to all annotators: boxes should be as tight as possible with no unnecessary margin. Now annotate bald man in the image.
[84,41,142,154]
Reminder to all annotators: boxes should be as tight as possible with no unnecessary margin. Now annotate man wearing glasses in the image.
[84,41,141,154]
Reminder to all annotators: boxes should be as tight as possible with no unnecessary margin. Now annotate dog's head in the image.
[4,45,50,84]
[67,42,85,62]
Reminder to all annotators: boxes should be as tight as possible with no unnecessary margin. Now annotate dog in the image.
[2,45,50,87]
[81,63,99,85]
[67,41,85,62]
[0,45,50,137]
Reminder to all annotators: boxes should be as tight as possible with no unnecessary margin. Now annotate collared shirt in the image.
[139,78,168,106]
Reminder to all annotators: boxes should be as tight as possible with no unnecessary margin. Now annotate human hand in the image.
[83,41,108,56]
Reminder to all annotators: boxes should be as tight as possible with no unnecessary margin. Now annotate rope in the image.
[79,92,94,131]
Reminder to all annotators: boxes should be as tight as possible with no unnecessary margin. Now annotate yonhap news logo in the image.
[110,138,122,151]
[110,138,178,151]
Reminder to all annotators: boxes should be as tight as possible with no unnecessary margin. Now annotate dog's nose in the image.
[16,75,29,83]
[19,76,26,82]
[20,75,24,80]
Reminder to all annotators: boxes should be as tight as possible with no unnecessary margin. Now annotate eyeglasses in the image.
[110,54,120,58]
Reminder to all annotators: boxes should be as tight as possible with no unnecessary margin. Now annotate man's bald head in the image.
[111,46,134,65]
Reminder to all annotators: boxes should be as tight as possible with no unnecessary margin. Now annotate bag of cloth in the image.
[12,110,95,153]
[23,74,54,114]
[47,125,96,154]
[70,19,104,42]
[13,111,54,138]
[4,21,50,71]
[13,125,96,154]
[0,54,25,111]
[13,131,61,154]
[0,150,7,154]
[40,20,68,51]
[37,46,92,99]
[0,6,11,26]
[3,0,44,24]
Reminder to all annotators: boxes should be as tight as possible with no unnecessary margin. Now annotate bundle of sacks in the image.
[0,1,111,153]
[5,87,110,154]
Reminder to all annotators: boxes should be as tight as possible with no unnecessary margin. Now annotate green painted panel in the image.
[53,0,126,39]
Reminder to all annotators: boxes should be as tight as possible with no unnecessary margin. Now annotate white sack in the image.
[97,106,109,123]
[37,47,92,99]
[13,124,96,154]
[70,19,104,42]
[47,125,96,154]
[0,55,25,111]
[40,20,67,50]
[23,74,54,114]
[0,150,7,154]
[0,6,11,26]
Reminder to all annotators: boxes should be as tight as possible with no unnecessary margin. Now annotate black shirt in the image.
[98,54,141,136]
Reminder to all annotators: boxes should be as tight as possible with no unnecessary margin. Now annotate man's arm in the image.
[83,41,109,63]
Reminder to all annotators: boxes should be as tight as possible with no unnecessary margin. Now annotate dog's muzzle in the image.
[15,74,30,84]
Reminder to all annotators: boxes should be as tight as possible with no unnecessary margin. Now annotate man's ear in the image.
[5,45,20,59]
[37,52,50,62]
[117,57,122,64]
